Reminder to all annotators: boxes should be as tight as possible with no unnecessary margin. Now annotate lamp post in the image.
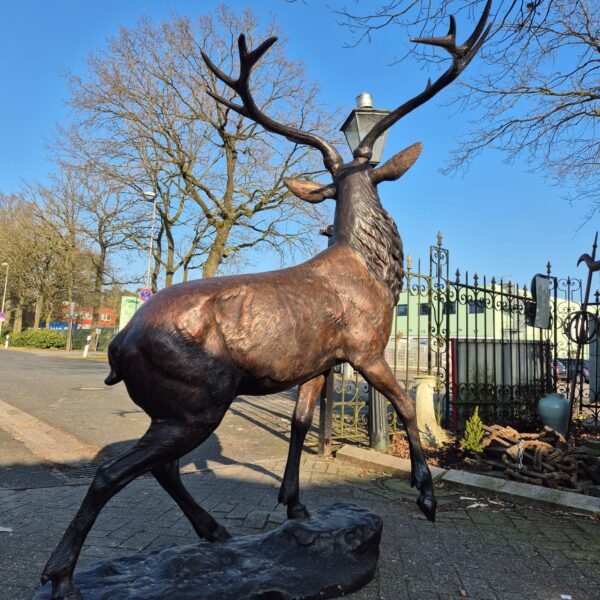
[0,262,8,336]
[342,93,392,449]
[143,191,157,291]
[340,93,392,166]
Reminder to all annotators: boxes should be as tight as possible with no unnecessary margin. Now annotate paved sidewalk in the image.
[2,451,600,600]
[0,351,598,600]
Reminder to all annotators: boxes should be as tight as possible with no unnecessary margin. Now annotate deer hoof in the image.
[417,494,437,523]
[287,504,310,520]
[208,525,232,543]
[41,572,84,600]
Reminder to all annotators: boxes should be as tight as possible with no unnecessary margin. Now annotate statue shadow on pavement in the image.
[28,433,382,600]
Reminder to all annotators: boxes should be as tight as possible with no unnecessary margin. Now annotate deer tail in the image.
[104,367,122,386]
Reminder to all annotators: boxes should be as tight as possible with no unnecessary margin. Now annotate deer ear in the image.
[370,142,423,184]
[283,178,337,203]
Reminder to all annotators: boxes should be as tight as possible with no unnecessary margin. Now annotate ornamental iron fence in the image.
[319,233,598,451]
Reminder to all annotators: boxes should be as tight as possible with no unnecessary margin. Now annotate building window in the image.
[444,301,456,315]
[420,303,430,316]
[468,299,485,314]
[396,304,408,317]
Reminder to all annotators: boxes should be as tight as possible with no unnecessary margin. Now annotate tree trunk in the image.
[151,226,163,293]
[5,300,12,332]
[45,307,53,329]
[66,273,74,351]
[164,225,175,287]
[203,224,232,278]
[182,260,191,283]
[89,246,106,351]
[33,295,43,329]
[34,257,52,330]
[12,298,23,334]
[165,268,174,287]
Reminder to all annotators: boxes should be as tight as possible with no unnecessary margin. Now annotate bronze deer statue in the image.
[42,3,491,597]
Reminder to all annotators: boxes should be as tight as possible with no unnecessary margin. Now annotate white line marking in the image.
[0,398,100,464]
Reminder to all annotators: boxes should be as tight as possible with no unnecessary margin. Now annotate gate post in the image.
[318,370,334,456]
[369,387,389,451]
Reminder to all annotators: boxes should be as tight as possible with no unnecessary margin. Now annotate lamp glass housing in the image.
[340,108,391,165]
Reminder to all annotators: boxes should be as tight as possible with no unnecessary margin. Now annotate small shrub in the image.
[10,329,66,349]
[461,406,485,453]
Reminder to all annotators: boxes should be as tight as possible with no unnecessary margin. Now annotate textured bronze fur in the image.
[41,6,492,596]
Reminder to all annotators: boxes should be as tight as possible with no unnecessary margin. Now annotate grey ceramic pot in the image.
[537,393,570,437]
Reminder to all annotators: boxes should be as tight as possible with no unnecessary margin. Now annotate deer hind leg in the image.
[279,374,325,519]
[357,358,436,522]
[41,418,219,600]
[152,459,231,542]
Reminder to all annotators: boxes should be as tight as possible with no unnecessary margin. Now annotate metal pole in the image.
[318,371,334,457]
[145,193,157,290]
[66,301,75,352]
[0,263,8,336]
[567,232,598,438]
[369,387,389,450]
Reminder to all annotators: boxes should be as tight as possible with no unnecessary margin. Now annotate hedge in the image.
[10,329,66,349]
[71,328,117,352]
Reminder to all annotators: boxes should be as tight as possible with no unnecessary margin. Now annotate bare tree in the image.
[0,192,82,333]
[0,194,41,333]
[334,0,600,209]
[75,174,139,347]
[59,7,339,285]
[24,172,98,343]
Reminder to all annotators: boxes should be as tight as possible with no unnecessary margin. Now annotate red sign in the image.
[139,288,153,302]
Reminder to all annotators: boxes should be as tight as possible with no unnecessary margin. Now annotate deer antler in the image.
[355,0,493,161]
[202,35,343,174]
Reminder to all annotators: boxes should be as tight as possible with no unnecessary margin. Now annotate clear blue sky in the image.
[0,0,596,289]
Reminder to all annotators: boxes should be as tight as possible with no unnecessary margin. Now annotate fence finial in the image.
[546,261,552,276]
[436,231,443,247]
[407,254,413,271]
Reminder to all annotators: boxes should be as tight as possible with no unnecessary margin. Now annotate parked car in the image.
[553,359,567,380]
[559,358,590,383]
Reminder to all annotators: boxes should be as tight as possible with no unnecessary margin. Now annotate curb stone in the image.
[335,444,600,515]
[335,445,447,481]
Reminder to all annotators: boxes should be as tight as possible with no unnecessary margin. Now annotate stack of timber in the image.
[475,425,600,493]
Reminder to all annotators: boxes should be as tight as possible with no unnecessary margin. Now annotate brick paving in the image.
[1,452,600,600]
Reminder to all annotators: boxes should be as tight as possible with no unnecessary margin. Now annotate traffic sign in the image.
[139,288,153,302]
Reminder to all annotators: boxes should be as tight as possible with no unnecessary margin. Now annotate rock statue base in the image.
[35,503,382,600]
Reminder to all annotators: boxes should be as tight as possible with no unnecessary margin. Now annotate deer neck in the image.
[331,166,404,302]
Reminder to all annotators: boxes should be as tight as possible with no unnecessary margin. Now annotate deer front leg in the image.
[279,374,325,519]
[357,358,437,522]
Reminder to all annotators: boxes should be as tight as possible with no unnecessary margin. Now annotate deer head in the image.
[202,0,492,208]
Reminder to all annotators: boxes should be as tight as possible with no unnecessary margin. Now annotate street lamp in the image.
[143,191,157,290]
[0,262,8,336]
[340,93,392,165]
